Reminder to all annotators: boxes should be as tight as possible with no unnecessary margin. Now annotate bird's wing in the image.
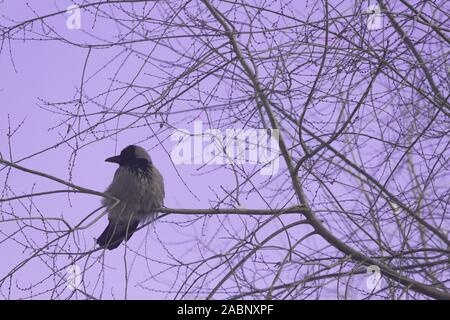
[97,218,139,250]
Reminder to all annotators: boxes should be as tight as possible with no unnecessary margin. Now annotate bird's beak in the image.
[105,155,121,163]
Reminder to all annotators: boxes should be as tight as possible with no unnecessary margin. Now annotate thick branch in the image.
[157,206,309,215]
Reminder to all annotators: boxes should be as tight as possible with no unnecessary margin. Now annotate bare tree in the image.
[0,0,448,299]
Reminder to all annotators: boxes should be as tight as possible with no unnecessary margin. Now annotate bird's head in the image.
[105,145,152,167]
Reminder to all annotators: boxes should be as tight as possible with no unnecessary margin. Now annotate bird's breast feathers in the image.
[102,166,164,219]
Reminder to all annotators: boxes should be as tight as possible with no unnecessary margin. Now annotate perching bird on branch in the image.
[97,145,165,250]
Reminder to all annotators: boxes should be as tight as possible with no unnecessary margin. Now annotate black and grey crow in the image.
[97,145,165,250]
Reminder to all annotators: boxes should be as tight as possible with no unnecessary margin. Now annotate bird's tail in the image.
[97,219,140,250]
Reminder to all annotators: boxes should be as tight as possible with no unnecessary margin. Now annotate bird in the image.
[97,145,165,250]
